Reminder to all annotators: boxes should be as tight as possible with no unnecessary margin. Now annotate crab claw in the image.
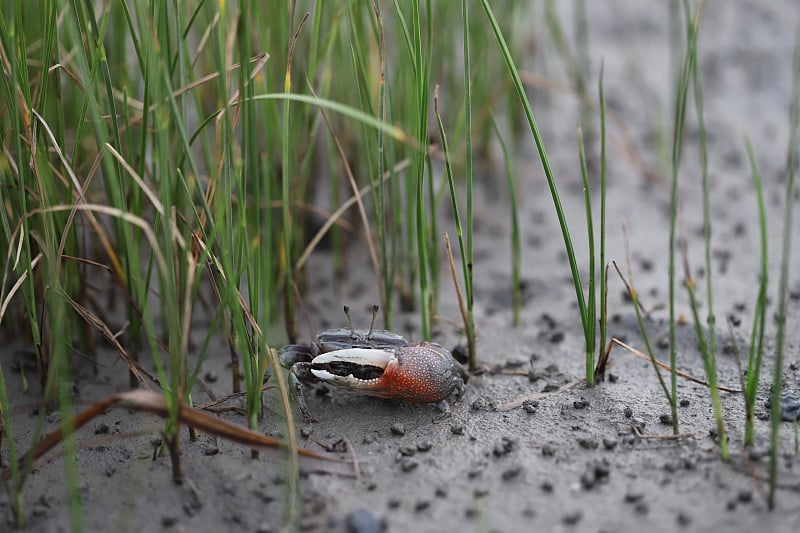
[308,343,465,404]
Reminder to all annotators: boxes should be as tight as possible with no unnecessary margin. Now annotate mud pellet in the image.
[471,397,490,411]
[416,440,432,452]
[523,400,538,413]
[573,399,589,409]
[390,423,405,436]
[624,492,644,503]
[400,458,418,473]
[602,438,618,450]
[451,423,465,435]
[467,466,484,479]
[346,509,380,533]
[502,466,522,481]
[399,446,416,457]
[580,469,596,490]
[493,436,515,457]
[562,511,582,525]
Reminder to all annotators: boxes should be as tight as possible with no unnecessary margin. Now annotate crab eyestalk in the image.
[367,304,379,338]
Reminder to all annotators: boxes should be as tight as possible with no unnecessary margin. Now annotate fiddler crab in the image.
[278,305,468,419]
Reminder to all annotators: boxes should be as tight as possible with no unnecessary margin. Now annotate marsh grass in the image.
[678,0,728,458]
[768,23,800,510]
[742,139,769,448]
[480,0,604,386]
[2,0,798,527]
[491,118,521,327]
[0,1,525,525]
[663,1,703,436]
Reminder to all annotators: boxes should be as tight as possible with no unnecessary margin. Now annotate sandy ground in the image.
[3,1,800,532]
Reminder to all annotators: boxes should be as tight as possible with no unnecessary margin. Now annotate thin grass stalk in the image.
[238,1,266,438]
[343,1,378,289]
[665,3,700,435]
[577,128,596,385]
[573,0,592,141]
[153,0,185,480]
[279,6,306,526]
[412,0,431,339]
[0,8,42,380]
[491,118,521,327]
[115,0,154,389]
[597,65,608,374]
[690,0,717,413]
[743,138,768,447]
[434,87,473,359]
[426,150,440,320]
[682,243,728,459]
[480,0,590,363]
[461,0,476,368]
[768,22,800,511]
[390,0,419,313]
[611,261,673,406]
[282,6,298,345]
[372,0,393,329]
[684,1,727,458]
[52,292,83,532]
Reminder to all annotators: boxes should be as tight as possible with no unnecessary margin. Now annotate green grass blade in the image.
[491,118,521,327]
[480,0,589,357]
[577,128,596,385]
[743,137,768,447]
[768,22,800,510]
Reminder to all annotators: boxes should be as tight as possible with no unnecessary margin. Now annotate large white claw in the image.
[309,348,395,388]
[310,348,394,367]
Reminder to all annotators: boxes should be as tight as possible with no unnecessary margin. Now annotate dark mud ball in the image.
[346,509,380,533]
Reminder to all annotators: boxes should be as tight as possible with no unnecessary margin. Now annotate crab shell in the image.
[308,342,466,403]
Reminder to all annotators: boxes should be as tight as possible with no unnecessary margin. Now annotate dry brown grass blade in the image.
[6,389,341,485]
[58,289,155,389]
[443,232,475,367]
[31,111,127,283]
[610,338,741,393]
